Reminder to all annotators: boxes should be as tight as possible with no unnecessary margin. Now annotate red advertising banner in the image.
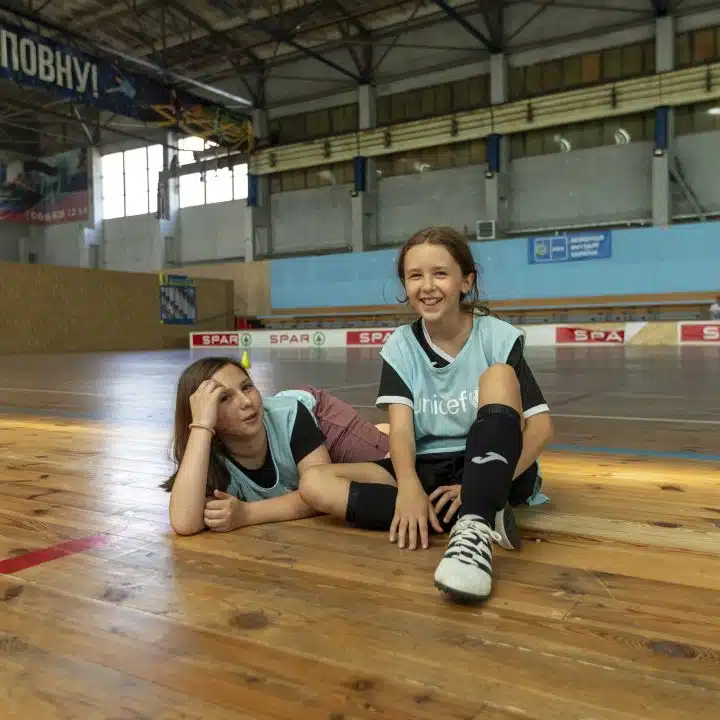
[191,332,239,347]
[556,327,625,344]
[679,323,720,343]
[346,330,393,346]
[0,149,89,225]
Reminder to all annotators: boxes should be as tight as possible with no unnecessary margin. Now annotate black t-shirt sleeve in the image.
[289,401,326,464]
[506,338,549,418]
[376,358,414,408]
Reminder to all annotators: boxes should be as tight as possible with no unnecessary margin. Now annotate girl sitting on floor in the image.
[162,356,389,536]
[298,226,553,604]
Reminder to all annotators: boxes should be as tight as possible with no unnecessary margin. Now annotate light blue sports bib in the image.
[379,315,550,506]
[379,315,522,455]
[224,396,302,502]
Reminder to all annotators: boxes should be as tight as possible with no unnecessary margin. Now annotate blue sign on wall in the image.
[528,231,612,264]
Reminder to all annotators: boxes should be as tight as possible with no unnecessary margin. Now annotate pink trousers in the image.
[301,386,390,464]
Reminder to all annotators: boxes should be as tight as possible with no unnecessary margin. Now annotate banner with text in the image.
[0,147,88,224]
[0,21,251,149]
[528,231,612,264]
[678,322,720,344]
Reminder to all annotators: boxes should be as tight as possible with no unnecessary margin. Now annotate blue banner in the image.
[0,21,251,149]
[528,231,612,264]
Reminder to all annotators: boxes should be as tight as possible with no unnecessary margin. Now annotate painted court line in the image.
[0,534,109,575]
[351,405,719,426]
[0,386,104,397]
[549,444,720,463]
[322,382,379,392]
[554,412,719,426]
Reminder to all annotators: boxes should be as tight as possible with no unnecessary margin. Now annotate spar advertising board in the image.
[555,327,626,344]
[678,322,720,344]
[190,322,706,349]
[190,329,396,349]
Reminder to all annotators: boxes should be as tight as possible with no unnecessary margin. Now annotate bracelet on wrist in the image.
[189,422,216,436]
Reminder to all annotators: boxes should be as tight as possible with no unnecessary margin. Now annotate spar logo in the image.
[680,323,720,343]
[192,332,239,347]
[346,330,393,346]
[312,331,326,347]
[270,332,312,345]
[240,333,252,348]
[556,327,625,344]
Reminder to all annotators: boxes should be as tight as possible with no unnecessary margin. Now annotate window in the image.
[177,135,249,207]
[102,136,249,214]
[147,144,164,215]
[101,152,125,220]
[179,172,205,208]
[123,147,150,217]
[233,163,248,201]
[100,143,164,219]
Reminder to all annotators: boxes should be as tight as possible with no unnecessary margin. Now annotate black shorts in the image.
[372,453,539,507]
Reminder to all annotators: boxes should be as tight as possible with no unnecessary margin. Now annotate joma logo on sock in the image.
[416,388,479,416]
[471,452,508,465]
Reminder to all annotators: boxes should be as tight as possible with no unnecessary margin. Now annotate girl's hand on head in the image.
[390,479,443,550]
[428,484,461,524]
[203,490,246,532]
[190,379,227,429]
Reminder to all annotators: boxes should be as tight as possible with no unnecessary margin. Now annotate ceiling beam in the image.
[429,0,500,53]
[243,16,363,82]
[650,0,671,16]
[171,0,264,71]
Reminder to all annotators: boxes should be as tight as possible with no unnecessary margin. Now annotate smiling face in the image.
[401,241,473,323]
[211,363,264,438]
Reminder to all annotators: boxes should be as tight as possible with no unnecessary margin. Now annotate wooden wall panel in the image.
[0,262,234,355]
[171,260,271,317]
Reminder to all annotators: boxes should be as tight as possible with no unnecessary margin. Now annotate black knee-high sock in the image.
[345,482,398,531]
[459,403,523,524]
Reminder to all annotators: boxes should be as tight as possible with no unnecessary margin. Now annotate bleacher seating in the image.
[256,292,717,330]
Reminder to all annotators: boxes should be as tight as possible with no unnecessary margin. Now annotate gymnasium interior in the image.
[1,0,719,717]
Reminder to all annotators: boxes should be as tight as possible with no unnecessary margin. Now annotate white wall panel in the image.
[510,143,653,232]
[103,215,161,272]
[179,200,246,263]
[271,185,352,255]
[377,165,486,246]
[674,131,720,217]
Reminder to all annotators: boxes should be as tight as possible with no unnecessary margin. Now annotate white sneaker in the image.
[494,504,522,550]
[434,515,501,603]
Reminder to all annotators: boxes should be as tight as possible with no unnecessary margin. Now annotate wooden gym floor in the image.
[0,346,718,719]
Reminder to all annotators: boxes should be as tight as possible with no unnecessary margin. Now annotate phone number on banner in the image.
[26,206,89,223]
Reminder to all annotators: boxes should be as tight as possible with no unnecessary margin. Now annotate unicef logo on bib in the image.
[240,333,252,347]
[312,332,326,347]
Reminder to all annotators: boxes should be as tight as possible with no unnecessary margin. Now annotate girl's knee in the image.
[477,363,522,412]
[298,465,334,510]
[479,363,519,389]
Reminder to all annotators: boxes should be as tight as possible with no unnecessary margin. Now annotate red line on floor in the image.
[0,534,109,575]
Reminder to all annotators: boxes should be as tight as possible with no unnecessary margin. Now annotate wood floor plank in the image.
[2,349,720,718]
[25,539,720,691]
[0,644,267,720]
[1,577,543,720]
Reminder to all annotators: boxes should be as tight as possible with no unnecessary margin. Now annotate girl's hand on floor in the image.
[390,480,443,550]
[203,490,246,532]
[190,380,227,429]
[428,485,461,524]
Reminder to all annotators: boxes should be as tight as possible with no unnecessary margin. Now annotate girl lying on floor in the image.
[162,356,389,536]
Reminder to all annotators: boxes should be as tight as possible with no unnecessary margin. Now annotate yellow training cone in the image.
[241,350,251,369]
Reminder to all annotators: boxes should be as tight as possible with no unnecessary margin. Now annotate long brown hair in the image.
[396,226,490,316]
[160,356,249,495]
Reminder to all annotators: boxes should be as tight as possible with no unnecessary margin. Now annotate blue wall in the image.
[270,222,720,309]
